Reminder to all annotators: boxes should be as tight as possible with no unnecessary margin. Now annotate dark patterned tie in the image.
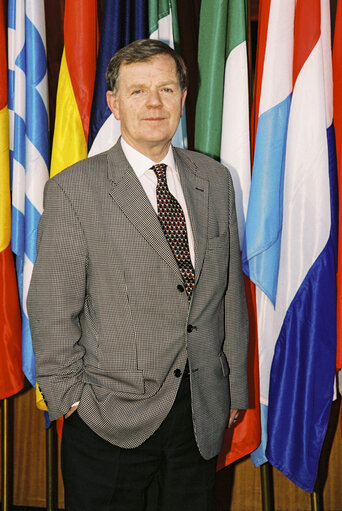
[151,163,195,299]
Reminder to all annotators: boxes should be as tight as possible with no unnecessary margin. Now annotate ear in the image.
[180,89,187,117]
[106,91,120,120]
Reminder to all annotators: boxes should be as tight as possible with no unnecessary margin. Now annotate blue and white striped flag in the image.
[148,0,187,149]
[8,0,50,390]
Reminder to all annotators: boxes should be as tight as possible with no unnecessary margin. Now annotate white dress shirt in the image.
[120,138,195,267]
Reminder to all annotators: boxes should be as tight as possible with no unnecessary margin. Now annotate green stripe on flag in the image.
[148,0,180,53]
[227,0,247,56]
[148,0,170,35]
[195,0,248,159]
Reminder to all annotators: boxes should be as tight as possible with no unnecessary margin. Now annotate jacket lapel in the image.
[173,148,209,285]
[107,141,182,280]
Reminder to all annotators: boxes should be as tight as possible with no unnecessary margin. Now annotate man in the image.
[27,39,249,511]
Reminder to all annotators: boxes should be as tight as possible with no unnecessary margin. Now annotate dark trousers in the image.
[61,375,217,511]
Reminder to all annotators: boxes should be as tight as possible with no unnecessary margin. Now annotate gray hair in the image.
[106,39,188,94]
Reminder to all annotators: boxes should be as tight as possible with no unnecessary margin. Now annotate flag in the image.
[334,0,342,398]
[49,0,98,434]
[8,1,50,407]
[244,0,338,492]
[0,0,24,400]
[148,0,187,149]
[243,0,295,468]
[195,0,260,466]
[88,0,148,156]
[50,0,98,178]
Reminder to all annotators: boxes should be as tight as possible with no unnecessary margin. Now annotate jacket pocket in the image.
[208,232,228,250]
[82,368,144,395]
[218,352,230,377]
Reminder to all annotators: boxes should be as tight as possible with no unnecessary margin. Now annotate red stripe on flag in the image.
[64,0,98,141]
[217,277,260,468]
[251,0,271,154]
[334,0,342,372]
[0,247,24,399]
[0,0,7,109]
[293,0,320,87]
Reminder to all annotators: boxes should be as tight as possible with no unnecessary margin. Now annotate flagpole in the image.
[46,424,56,511]
[311,490,323,511]
[260,463,274,511]
[1,398,9,511]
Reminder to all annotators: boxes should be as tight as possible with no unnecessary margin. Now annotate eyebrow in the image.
[128,80,179,90]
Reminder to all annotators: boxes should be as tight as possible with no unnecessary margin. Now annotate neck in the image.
[121,136,171,162]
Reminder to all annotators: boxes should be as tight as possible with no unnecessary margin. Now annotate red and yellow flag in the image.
[48,0,98,429]
[50,0,98,177]
[0,0,24,400]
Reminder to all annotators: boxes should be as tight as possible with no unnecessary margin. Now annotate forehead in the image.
[118,54,178,84]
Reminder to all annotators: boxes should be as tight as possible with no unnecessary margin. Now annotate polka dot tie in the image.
[151,163,195,299]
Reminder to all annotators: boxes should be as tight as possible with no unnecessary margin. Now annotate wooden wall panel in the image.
[12,388,47,507]
[1,388,341,510]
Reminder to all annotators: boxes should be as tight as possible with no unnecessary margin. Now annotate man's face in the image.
[106,54,187,159]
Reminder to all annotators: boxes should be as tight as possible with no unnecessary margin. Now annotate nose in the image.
[147,89,162,107]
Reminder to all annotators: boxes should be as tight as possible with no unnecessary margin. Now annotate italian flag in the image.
[195,0,260,467]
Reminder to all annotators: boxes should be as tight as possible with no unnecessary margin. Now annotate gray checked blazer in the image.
[27,140,249,460]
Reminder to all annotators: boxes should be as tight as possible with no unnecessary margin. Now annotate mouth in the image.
[143,117,166,121]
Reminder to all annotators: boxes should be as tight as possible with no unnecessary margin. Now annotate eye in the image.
[162,87,173,93]
[132,89,143,95]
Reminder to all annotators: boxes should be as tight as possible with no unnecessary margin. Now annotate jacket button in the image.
[177,284,185,292]
[187,324,194,333]
[174,368,182,378]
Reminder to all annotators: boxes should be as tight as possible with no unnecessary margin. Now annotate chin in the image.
[142,132,170,143]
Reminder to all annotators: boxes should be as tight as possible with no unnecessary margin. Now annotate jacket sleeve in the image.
[27,178,87,421]
[224,170,249,410]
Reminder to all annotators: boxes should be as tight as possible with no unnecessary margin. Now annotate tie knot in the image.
[151,163,167,183]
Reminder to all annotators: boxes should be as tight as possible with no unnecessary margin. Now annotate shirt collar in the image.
[120,137,177,178]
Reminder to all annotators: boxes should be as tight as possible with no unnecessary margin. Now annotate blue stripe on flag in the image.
[266,125,338,492]
[242,94,291,306]
[13,112,26,169]
[15,44,26,72]
[250,403,268,467]
[11,207,25,257]
[22,312,35,386]
[8,0,16,29]
[25,16,49,167]
[88,0,148,151]
[24,197,41,264]
[8,69,15,110]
